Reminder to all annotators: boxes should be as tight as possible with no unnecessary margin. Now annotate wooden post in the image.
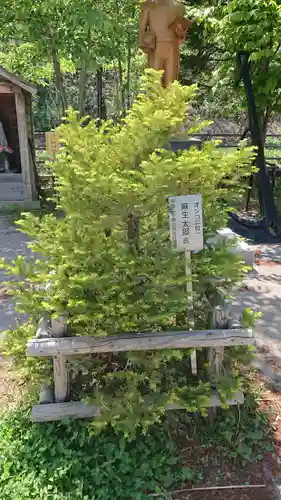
[14,89,37,202]
[208,304,230,419]
[209,304,229,377]
[185,250,197,374]
[36,316,54,404]
[51,315,69,403]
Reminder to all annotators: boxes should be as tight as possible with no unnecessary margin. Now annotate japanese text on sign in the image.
[168,194,203,252]
[45,131,60,155]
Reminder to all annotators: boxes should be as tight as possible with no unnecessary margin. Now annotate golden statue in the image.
[140,0,192,86]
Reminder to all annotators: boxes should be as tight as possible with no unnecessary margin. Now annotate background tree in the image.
[0,0,141,123]
[182,0,281,132]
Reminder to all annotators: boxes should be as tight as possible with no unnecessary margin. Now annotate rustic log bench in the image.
[26,311,254,423]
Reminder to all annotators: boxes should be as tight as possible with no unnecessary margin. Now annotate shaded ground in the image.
[0,358,25,409]
[170,375,281,500]
[233,244,281,357]
[175,486,269,499]
[176,454,269,499]
[233,244,281,392]
[0,213,29,332]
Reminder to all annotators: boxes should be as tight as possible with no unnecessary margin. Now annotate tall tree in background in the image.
[180,0,281,235]
[215,0,281,137]
[1,0,72,114]
[182,0,281,131]
[0,0,140,121]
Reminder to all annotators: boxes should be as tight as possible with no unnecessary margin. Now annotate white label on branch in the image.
[169,194,203,252]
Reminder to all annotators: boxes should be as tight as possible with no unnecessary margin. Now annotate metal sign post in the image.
[169,194,204,374]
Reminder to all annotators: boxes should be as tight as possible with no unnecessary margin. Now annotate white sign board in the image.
[169,194,204,252]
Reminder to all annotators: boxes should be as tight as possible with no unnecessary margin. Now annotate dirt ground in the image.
[0,358,25,409]
[174,449,275,500]
[171,376,281,500]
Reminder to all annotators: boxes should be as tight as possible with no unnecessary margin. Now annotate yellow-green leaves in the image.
[1,71,254,434]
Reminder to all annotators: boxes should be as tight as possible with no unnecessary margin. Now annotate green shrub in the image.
[0,70,254,434]
[193,393,273,465]
[0,408,199,500]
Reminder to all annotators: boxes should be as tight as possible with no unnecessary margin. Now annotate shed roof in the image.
[0,66,37,95]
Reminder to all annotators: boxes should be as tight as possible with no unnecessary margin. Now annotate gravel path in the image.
[0,214,30,332]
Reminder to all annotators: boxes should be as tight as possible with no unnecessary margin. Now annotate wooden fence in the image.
[26,307,254,423]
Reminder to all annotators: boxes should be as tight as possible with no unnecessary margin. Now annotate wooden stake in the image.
[51,315,69,403]
[208,305,229,419]
[149,483,266,497]
[185,250,197,374]
[36,316,54,404]
[209,305,230,376]
[14,89,37,201]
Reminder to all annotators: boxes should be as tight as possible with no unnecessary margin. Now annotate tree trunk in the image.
[126,4,136,109]
[114,0,125,114]
[79,61,89,118]
[263,105,271,142]
[126,32,132,109]
[117,56,125,114]
[78,25,91,118]
[127,212,140,255]
[240,52,279,223]
[114,64,121,117]
[52,49,68,116]
[96,68,107,121]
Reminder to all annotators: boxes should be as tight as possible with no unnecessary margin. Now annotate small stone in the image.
[0,287,8,298]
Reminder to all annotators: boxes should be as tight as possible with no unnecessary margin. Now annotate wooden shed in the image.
[0,66,39,207]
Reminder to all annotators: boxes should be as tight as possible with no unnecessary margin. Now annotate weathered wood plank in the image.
[32,402,101,422]
[36,316,54,404]
[36,316,52,339]
[14,89,37,202]
[0,83,14,93]
[31,391,244,423]
[51,316,69,403]
[208,305,230,379]
[27,329,254,357]
[0,67,37,95]
[39,383,54,404]
[166,390,244,409]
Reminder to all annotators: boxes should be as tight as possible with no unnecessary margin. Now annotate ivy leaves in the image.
[0,409,197,499]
